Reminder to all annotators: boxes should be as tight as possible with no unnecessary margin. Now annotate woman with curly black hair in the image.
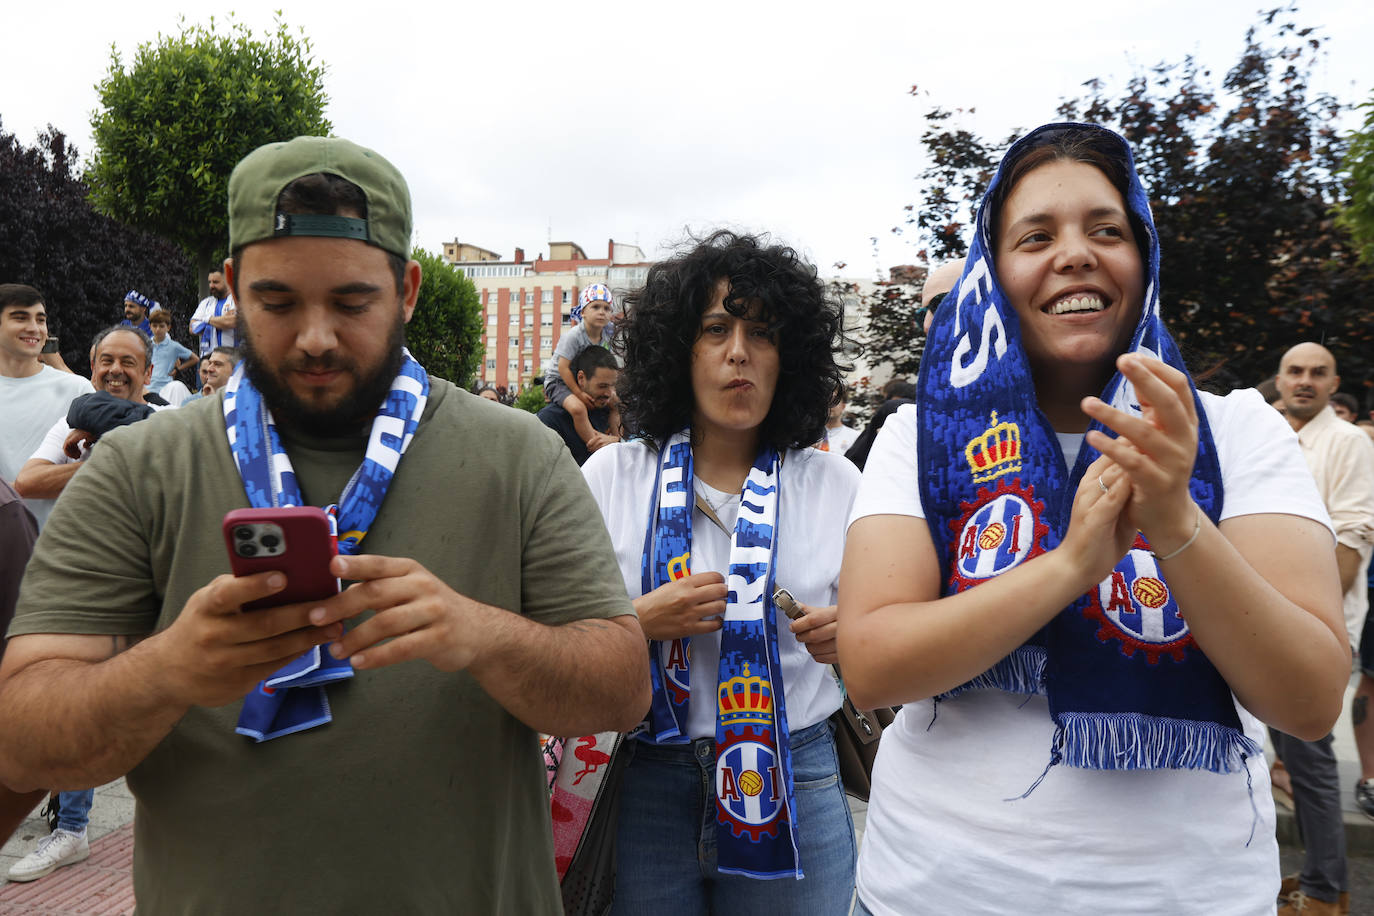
[582,230,859,913]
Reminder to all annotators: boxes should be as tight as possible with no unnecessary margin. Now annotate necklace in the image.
[697,478,737,515]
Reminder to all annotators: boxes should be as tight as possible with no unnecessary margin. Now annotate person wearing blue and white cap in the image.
[119,290,152,336]
[542,282,621,452]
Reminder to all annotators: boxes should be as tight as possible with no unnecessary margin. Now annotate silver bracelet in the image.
[1153,506,1202,561]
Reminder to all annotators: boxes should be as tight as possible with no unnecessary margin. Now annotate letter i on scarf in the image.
[916,123,1257,786]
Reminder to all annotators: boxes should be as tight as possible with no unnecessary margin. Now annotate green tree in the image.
[87,17,330,295]
[865,9,1374,397]
[512,381,547,414]
[1337,92,1374,264]
[408,249,484,388]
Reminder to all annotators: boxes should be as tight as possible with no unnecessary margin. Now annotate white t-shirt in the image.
[0,366,93,529]
[850,389,1331,916]
[583,440,860,738]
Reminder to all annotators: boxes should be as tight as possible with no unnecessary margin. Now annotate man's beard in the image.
[239,311,406,437]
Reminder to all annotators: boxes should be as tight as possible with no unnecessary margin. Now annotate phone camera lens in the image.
[260,534,280,549]
[234,527,254,540]
[238,543,258,557]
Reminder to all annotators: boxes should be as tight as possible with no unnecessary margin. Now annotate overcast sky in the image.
[3,0,1371,281]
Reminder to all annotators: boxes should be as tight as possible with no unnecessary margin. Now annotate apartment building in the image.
[441,238,651,392]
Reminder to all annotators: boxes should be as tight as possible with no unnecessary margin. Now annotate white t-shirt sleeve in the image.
[30,418,77,466]
[581,445,616,518]
[849,403,923,526]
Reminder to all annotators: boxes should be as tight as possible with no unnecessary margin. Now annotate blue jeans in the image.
[611,719,856,916]
[56,788,93,833]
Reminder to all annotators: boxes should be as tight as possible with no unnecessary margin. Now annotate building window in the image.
[562,290,571,305]
[541,336,551,349]
[486,336,496,348]
[509,313,518,326]
[486,359,496,370]
[541,313,553,327]
[524,359,533,371]
[508,359,518,371]
[487,314,497,326]
[524,313,534,328]
[525,291,534,305]
[541,290,553,305]
[562,313,572,326]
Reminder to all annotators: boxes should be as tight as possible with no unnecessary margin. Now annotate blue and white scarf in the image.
[640,431,802,879]
[918,123,1256,782]
[223,349,430,741]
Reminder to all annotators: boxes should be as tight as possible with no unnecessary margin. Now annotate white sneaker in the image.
[5,828,90,882]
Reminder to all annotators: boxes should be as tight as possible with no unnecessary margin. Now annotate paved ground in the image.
[0,780,135,914]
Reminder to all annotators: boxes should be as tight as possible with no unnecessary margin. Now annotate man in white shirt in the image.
[1272,341,1374,912]
[0,285,93,530]
[7,324,162,885]
[15,327,159,501]
[189,269,236,358]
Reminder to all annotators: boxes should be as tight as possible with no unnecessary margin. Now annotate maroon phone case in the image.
[222,507,340,611]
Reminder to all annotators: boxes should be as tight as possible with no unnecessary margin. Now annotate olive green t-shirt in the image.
[11,378,634,915]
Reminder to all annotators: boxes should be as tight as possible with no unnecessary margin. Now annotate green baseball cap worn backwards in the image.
[228,136,412,261]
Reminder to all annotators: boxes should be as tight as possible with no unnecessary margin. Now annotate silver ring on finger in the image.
[1097,477,1109,495]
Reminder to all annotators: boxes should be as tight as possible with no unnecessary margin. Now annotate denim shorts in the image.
[610,718,856,915]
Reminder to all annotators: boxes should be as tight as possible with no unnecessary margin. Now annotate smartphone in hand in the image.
[223,507,340,611]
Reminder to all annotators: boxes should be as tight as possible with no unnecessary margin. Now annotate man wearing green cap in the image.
[0,136,649,914]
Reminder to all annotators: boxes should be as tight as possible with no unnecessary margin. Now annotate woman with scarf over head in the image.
[582,231,859,913]
[837,124,1347,915]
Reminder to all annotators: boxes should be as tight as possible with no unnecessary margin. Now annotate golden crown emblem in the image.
[718,663,774,726]
[964,411,1022,484]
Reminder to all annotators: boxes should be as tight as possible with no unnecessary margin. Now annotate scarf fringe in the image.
[941,646,1047,700]
[1055,712,1261,774]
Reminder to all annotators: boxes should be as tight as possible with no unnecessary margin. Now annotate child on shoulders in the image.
[543,284,620,448]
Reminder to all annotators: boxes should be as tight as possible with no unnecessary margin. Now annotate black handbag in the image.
[556,734,634,916]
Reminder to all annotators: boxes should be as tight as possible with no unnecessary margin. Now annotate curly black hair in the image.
[616,230,847,451]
